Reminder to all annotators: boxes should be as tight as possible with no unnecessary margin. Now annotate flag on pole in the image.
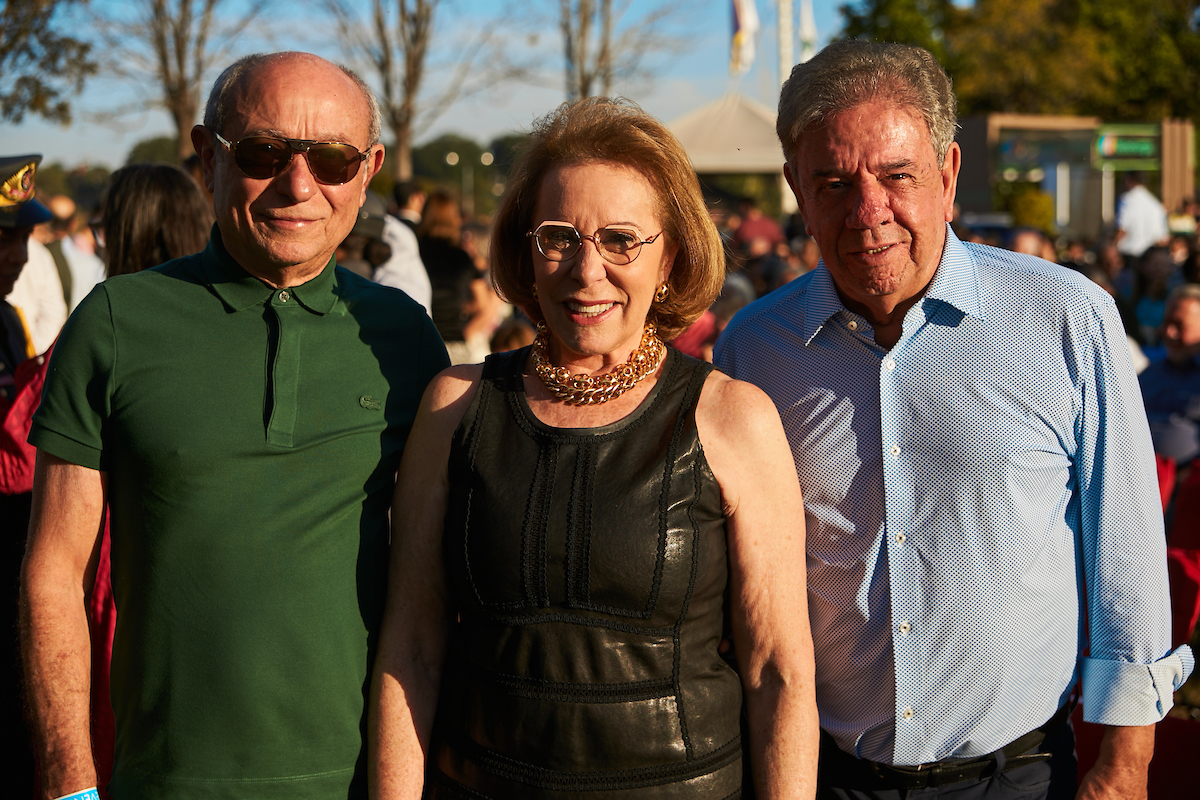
[798,0,818,63]
[730,0,760,76]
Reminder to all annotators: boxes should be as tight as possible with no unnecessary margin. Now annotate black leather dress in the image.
[428,346,743,799]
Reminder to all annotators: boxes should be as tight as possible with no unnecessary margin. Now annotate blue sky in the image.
[7,0,845,169]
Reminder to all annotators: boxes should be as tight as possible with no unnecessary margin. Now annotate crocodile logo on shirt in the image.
[359,395,381,410]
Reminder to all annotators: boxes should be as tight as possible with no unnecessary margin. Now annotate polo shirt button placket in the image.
[278,290,290,303]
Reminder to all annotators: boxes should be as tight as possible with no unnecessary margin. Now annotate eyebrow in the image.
[809,159,919,179]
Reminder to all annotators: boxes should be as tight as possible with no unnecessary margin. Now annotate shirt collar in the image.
[201,225,340,315]
[922,225,984,321]
[799,224,983,344]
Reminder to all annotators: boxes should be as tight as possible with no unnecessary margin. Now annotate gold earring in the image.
[655,283,669,303]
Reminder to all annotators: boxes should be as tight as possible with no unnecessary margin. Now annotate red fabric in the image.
[1169,464,1200,549]
[670,311,717,360]
[1155,454,1176,512]
[1166,546,1200,648]
[2,342,116,794]
[90,518,116,798]
[0,347,47,494]
[732,215,785,250]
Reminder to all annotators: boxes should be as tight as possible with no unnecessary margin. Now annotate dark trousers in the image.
[817,717,1078,800]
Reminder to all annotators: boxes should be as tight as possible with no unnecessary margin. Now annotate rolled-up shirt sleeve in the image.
[1075,289,1194,725]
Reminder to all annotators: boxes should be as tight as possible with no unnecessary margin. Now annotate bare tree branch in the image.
[89,0,272,161]
[326,0,532,181]
[557,0,685,102]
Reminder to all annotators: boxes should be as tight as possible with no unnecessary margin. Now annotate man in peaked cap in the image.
[0,155,52,402]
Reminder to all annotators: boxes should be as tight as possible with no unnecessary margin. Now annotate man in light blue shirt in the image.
[715,41,1192,799]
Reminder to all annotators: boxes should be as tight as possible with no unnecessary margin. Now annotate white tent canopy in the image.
[668,93,785,175]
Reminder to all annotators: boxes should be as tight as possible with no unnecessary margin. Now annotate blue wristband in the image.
[53,789,100,800]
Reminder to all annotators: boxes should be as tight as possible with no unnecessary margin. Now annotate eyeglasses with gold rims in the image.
[527,221,664,266]
[209,129,370,186]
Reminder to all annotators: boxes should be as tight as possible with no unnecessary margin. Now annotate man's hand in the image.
[1075,724,1154,800]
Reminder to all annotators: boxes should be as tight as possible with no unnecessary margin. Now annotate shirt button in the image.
[896,532,907,544]
[847,320,858,331]
[888,445,900,456]
[902,707,915,720]
[899,622,911,635]
[884,358,896,371]
[279,290,290,302]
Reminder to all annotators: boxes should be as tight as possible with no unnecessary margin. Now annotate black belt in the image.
[820,703,1071,791]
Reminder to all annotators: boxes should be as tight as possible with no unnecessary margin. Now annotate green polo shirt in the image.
[30,228,449,799]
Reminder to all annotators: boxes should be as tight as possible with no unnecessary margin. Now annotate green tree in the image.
[487,132,530,176]
[125,135,180,165]
[950,0,1115,117]
[1078,0,1200,122]
[836,0,1200,124]
[1,0,97,123]
[838,0,961,65]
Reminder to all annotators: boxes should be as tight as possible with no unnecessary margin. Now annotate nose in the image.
[273,151,318,201]
[847,177,892,230]
[570,237,609,286]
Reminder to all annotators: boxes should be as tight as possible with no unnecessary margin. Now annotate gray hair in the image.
[203,52,383,146]
[1168,282,1200,307]
[777,40,957,167]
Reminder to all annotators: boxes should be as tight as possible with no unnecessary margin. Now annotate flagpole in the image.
[779,0,793,90]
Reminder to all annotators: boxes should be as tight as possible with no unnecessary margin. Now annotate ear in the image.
[659,237,679,287]
[940,142,961,223]
[190,126,217,193]
[783,161,812,235]
[360,144,386,207]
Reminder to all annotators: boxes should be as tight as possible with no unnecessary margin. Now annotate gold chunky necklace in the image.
[531,322,666,406]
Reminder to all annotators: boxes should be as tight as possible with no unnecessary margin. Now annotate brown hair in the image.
[416,189,463,245]
[100,164,214,277]
[490,97,725,341]
[778,40,957,168]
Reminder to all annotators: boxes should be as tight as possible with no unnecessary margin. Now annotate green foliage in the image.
[125,136,181,166]
[1006,184,1056,234]
[838,0,962,65]
[1,0,97,124]
[33,161,111,210]
[488,132,530,176]
[411,133,507,218]
[836,0,1200,124]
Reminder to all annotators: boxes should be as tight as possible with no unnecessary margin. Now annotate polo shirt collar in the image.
[799,223,983,344]
[202,225,340,315]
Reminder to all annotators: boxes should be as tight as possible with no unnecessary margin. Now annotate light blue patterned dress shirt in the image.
[714,226,1193,766]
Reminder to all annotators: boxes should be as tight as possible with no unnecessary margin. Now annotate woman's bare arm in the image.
[370,364,481,799]
[697,372,818,800]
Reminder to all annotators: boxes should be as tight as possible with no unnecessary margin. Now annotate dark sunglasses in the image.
[211,130,369,185]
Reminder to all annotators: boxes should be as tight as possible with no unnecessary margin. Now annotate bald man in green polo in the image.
[20,53,448,800]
